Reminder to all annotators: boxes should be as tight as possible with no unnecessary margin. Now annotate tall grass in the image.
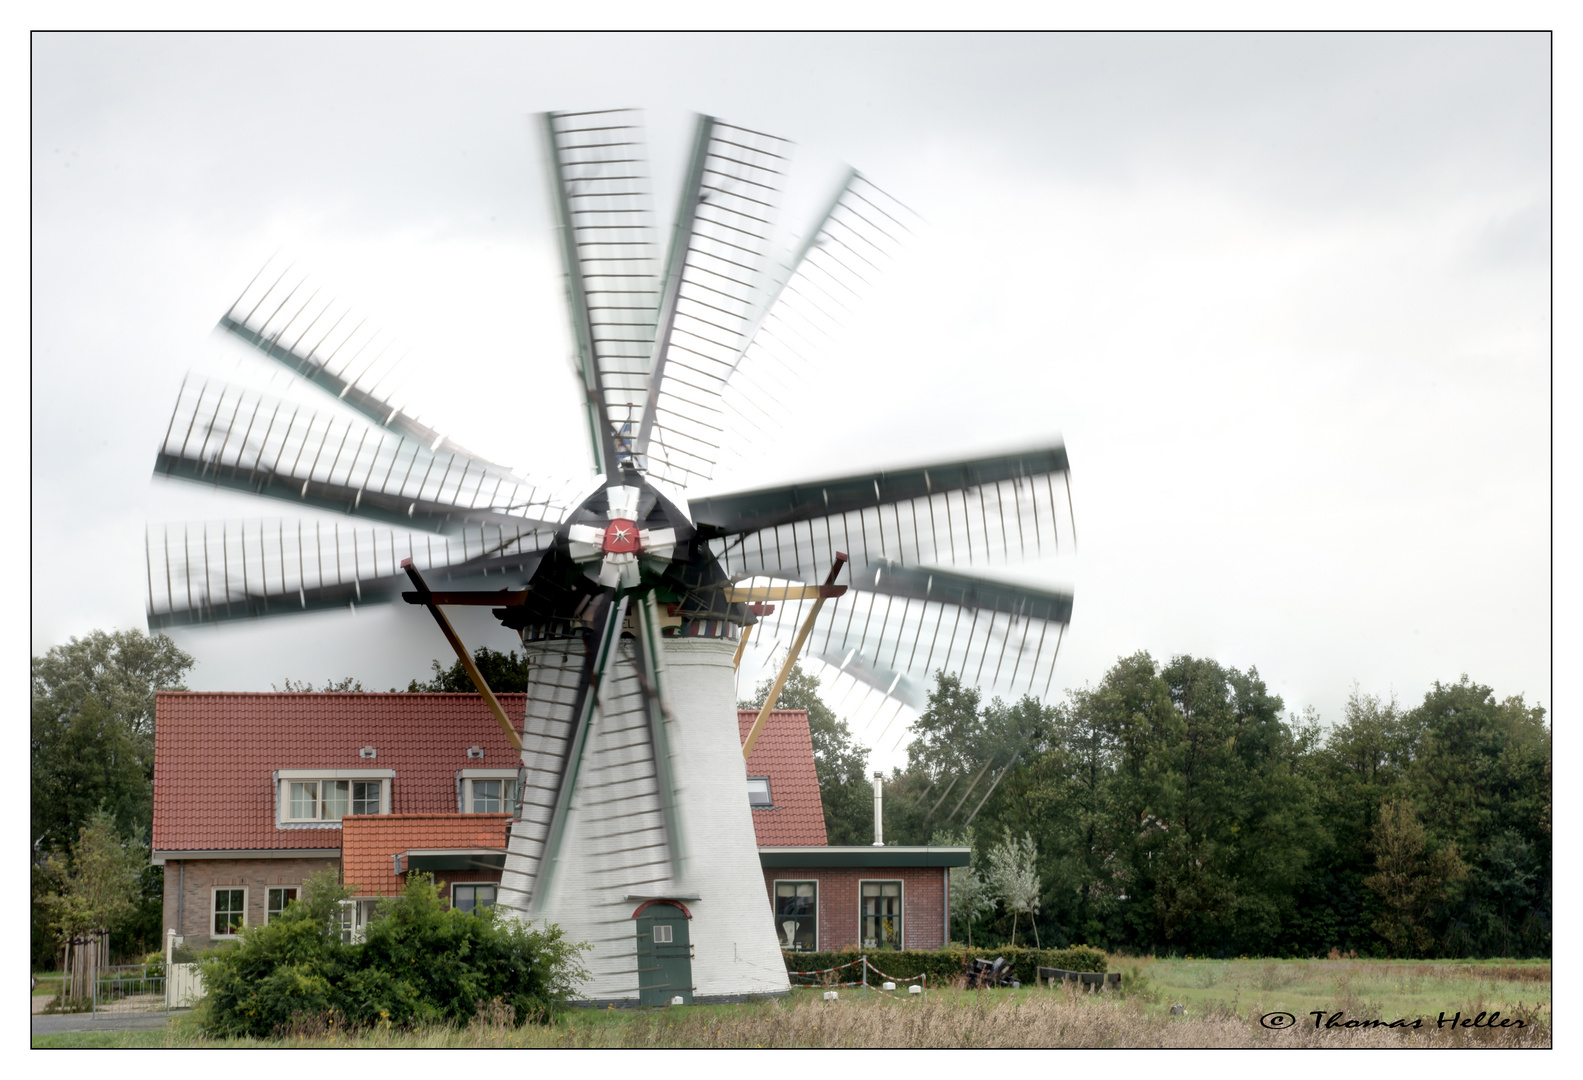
[40,984,1550,1049]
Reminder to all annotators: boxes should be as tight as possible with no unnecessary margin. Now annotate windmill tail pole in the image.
[401,559,523,752]
[741,554,848,760]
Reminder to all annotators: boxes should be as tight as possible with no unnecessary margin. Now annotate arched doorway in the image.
[634,901,693,1006]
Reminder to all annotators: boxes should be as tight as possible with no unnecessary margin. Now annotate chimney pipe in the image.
[872,772,885,847]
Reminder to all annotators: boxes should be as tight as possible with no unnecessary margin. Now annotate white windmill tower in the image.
[147,109,1077,1004]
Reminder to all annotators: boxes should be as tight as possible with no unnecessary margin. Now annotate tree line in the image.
[746,656,1550,959]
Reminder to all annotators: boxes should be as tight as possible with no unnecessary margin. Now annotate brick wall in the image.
[163,859,508,944]
[163,857,340,944]
[762,865,950,952]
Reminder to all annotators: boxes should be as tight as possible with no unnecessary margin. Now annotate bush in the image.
[196,871,588,1038]
[783,945,1107,987]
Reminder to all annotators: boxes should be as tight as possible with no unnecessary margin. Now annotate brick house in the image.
[741,710,968,952]
[153,692,523,945]
[153,691,964,955]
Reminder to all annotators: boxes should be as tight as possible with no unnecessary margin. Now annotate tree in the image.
[987,830,1043,947]
[275,676,366,691]
[1364,799,1468,957]
[404,647,529,693]
[934,828,994,947]
[37,810,148,1000]
[31,630,194,851]
[740,664,872,844]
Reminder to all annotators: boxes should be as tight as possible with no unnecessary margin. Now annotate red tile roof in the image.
[153,692,523,853]
[341,813,511,895]
[738,709,827,846]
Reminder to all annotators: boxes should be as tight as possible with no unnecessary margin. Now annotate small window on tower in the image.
[747,776,772,807]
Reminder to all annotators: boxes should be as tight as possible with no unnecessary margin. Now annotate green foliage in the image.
[883,654,1549,959]
[274,676,366,691]
[404,647,529,693]
[36,809,148,943]
[784,945,1107,987]
[740,664,873,845]
[31,629,192,965]
[196,871,589,1038]
[986,830,1042,947]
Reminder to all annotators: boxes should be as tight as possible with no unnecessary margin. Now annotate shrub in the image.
[784,945,1107,987]
[196,871,588,1038]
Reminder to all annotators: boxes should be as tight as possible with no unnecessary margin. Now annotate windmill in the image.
[146,109,1076,1004]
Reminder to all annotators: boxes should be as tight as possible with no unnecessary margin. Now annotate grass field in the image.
[31,958,1550,1049]
[1118,954,1550,1031]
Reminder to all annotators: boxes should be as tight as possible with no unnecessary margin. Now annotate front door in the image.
[635,903,693,1006]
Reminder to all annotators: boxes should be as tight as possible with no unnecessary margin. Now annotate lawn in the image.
[32,959,1551,1049]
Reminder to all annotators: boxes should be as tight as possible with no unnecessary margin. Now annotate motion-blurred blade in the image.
[154,378,580,535]
[145,518,550,629]
[218,267,504,469]
[543,109,659,475]
[635,116,792,488]
[695,445,1074,583]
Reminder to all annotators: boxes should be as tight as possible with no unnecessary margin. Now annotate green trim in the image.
[406,851,507,873]
[758,846,969,868]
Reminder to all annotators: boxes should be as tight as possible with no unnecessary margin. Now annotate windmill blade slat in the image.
[145,518,551,628]
[634,116,793,488]
[155,379,581,533]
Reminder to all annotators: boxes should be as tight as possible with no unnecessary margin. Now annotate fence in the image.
[787,956,928,999]
[93,964,168,1015]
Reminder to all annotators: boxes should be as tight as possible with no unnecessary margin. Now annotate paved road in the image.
[32,1010,185,1035]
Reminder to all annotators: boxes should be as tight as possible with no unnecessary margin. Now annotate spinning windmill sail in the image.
[146,109,1075,1004]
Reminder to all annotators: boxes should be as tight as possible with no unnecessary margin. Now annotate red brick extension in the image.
[761,865,950,952]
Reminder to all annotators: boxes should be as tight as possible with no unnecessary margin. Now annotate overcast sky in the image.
[30,32,1552,769]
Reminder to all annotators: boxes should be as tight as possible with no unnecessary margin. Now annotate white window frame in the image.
[338,898,379,943]
[265,886,299,923]
[859,878,905,951]
[772,878,818,952]
[747,776,773,807]
[274,769,393,826]
[211,886,248,938]
[457,769,520,815]
[450,881,499,914]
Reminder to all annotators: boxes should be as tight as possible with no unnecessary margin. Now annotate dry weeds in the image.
[118,984,1549,1049]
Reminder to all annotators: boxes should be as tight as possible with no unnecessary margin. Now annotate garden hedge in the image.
[782,945,1107,987]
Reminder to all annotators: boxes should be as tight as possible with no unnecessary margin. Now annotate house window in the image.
[861,881,903,950]
[266,887,298,922]
[459,771,521,815]
[653,924,673,943]
[747,777,772,807]
[774,880,817,951]
[213,887,247,937]
[452,884,497,914]
[470,779,518,815]
[284,779,385,821]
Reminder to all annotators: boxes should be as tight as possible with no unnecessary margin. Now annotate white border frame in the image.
[858,878,905,952]
[771,878,819,952]
[747,775,774,808]
[210,885,248,939]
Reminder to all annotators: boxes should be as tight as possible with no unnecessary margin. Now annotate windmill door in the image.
[636,903,693,1006]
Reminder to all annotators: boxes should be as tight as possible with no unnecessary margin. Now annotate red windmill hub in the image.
[603,518,641,554]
